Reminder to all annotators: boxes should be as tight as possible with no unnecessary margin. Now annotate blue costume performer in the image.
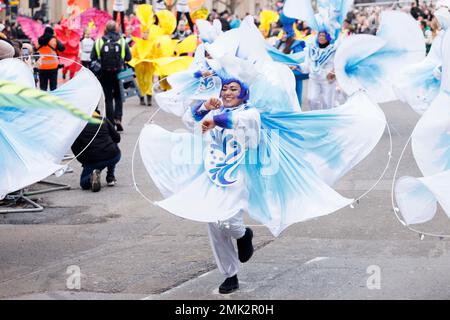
[139,13,387,294]
[393,2,450,227]
[282,0,353,110]
[0,58,102,199]
[393,4,450,114]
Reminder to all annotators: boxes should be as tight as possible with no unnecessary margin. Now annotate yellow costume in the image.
[128,4,197,96]
[191,7,209,22]
[259,10,279,38]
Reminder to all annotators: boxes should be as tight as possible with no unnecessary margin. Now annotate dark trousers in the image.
[100,72,123,123]
[39,68,58,91]
[80,153,121,190]
[82,61,90,68]
[176,11,195,33]
[113,10,125,34]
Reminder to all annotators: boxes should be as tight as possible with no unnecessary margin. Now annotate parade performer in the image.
[129,4,197,106]
[300,30,337,110]
[283,0,353,110]
[54,19,83,80]
[333,11,425,105]
[394,29,450,226]
[259,10,279,39]
[392,2,450,227]
[393,3,450,115]
[271,32,307,107]
[0,58,103,199]
[139,16,387,294]
[129,5,158,106]
[17,9,112,75]
[78,8,113,39]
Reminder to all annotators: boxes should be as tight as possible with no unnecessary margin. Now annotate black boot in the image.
[115,119,124,132]
[146,95,152,106]
[140,96,146,106]
[237,227,254,263]
[219,275,239,294]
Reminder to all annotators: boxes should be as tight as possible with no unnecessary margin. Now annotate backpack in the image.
[96,37,125,72]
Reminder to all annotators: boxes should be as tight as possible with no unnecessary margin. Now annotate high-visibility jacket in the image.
[94,37,126,60]
[37,38,59,70]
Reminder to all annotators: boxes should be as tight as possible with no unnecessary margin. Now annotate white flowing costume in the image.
[181,102,260,278]
[0,59,102,199]
[301,40,338,110]
[139,14,388,280]
[283,0,353,110]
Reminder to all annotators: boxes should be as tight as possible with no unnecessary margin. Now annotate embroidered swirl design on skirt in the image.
[205,129,245,187]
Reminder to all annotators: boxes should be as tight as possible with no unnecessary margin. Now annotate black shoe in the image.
[115,120,124,132]
[90,169,101,192]
[140,96,146,106]
[106,176,116,187]
[146,95,152,106]
[219,275,239,294]
[237,227,254,263]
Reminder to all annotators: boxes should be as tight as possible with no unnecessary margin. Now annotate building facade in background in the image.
[206,0,275,17]
[10,0,276,22]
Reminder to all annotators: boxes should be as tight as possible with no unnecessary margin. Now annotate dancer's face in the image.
[221,82,243,108]
[318,32,329,45]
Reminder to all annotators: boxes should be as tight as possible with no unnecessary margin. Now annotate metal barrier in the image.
[0,191,44,215]
[23,180,71,197]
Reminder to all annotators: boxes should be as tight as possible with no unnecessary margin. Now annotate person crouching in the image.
[71,110,121,192]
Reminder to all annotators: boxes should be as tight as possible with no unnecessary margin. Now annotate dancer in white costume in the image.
[139,11,387,295]
[283,0,353,110]
[393,3,450,227]
[394,29,450,226]
[0,58,102,199]
[393,2,450,114]
[181,79,257,293]
[301,31,338,110]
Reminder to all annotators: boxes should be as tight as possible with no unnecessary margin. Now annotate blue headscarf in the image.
[221,78,250,103]
[316,30,332,46]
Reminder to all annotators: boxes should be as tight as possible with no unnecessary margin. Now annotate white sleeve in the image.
[300,47,310,74]
[232,108,261,149]
[182,108,196,130]
[182,102,210,130]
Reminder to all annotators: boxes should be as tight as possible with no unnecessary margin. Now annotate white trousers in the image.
[207,211,246,278]
[308,79,337,111]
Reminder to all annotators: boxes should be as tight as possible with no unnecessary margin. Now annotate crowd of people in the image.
[0,1,439,54]
[342,1,438,51]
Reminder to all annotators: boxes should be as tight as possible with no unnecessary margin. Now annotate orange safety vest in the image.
[38,38,59,70]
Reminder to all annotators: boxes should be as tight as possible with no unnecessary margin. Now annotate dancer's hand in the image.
[202,119,216,134]
[202,71,213,78]
[327,72,336,82]
[204,98,222,111]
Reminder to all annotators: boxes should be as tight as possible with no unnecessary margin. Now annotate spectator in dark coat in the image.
[71,111,121,192]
